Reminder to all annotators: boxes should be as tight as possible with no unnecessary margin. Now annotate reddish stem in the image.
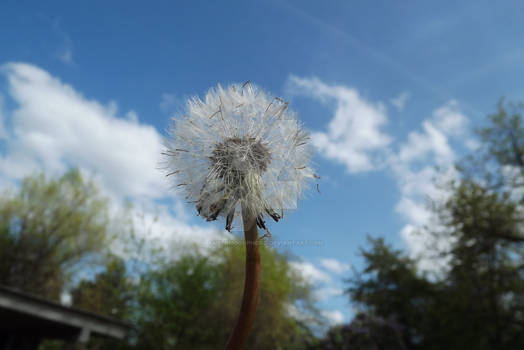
[224,210,261,350]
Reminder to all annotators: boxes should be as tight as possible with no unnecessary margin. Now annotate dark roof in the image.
[0,285,132,342]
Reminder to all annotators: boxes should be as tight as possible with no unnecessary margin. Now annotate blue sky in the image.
[1,1,524,326]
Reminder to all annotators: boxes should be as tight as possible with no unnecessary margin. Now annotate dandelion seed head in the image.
[162,83,316,232]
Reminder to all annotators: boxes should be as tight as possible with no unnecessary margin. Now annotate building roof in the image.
[0,285,132,343]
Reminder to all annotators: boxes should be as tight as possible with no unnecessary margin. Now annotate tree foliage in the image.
[461,99,524,192]
[0,169,109,300]
[479,100,524,178]
[72,255,132,319]
[132,241,316,350]
[0,169,318,349]
[347,238,437,349]
[315,100,524,350]
[310,313,407,350]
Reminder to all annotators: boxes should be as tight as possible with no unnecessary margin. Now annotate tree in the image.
[346,238,436,349]
[4,170,316,349]
[131,252,218,349]
[0,169,110,300]
[436,180,524,349]
[133,241,317,350]
[437,100,524,348]
[210,240,317,350]
[342,100,524,350]
[71,255,132,319]
[58,255,134,350]
[461,99,524,193]
[311,313,407,350]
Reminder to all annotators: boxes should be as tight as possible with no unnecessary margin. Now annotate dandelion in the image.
[163,82,316,233]
[162,82,316,350]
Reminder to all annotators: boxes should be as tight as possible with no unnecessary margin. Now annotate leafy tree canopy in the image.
[132,241,317,350]
[313,100,524,350]
[0,169,110,300]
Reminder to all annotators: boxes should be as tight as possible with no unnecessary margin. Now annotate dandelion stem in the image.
[224,208,261,350]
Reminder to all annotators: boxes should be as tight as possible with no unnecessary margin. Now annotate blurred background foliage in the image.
[1,100,524,349]
[0,169,109,301]
[311,100,524,349]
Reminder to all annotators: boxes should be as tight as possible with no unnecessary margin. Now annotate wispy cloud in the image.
[37,14,74,65]
[390,91,410,111]
[57,47,73,65]
[160,92,184,113]
[279,2,453,103]
[52,20,74,65]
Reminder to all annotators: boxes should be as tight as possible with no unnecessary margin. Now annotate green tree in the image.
[71,255,132,319]
[133,241,317,350]
[133,252,219,349]
[461,99,524,192]
[340,100,524,350]
[437,100,524,348]
[1,171,317,349]
[0,169,110,300]
[54,255,135,350]
[311,313,407,350]
[346,238,436,349]
[436,180,524,349]
[209,240,317,349]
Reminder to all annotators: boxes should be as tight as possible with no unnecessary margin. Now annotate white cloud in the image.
[321,310,345,326]
[0,62,226,253]
[395,197,432,227]
[396,101,466,167]
[319,258,351,274]
[432,100,468,136]
[287,303,321,327]
[397,120,455,165]
[287,76,391,173]
[128,202,228,253]
[390,91,410,110]
[0,62,166,199]
[290,261,332,284]
[390,101,468,272]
